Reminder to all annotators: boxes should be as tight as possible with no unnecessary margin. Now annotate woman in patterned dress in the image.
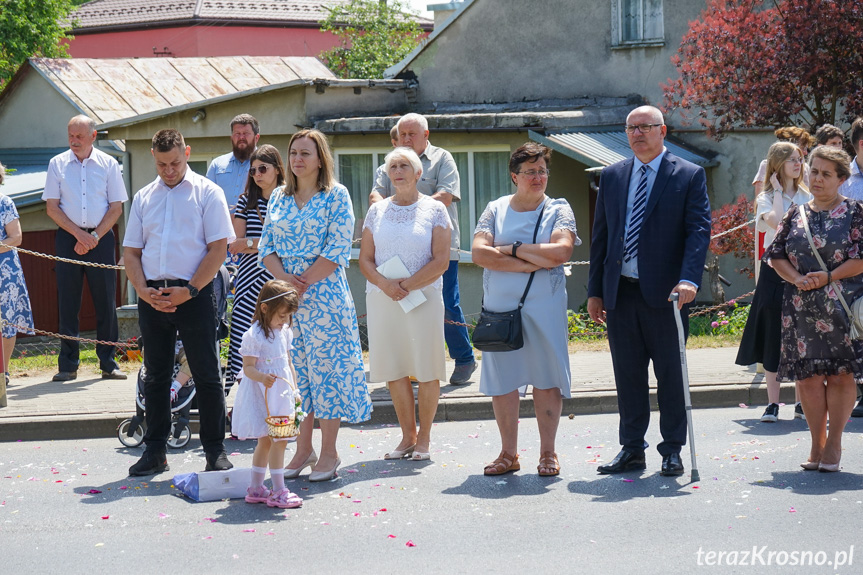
[226,145,283,392]
[765,146,863,472]
[259,129,372,482]
[359,147,451,462]
[0,162,35,395]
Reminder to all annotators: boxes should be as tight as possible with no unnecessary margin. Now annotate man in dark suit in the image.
[587,106,711,476]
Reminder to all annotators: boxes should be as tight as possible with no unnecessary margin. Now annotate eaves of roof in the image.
[384,0,477,79]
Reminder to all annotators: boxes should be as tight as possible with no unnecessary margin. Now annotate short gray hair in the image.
[384,147,423,176]
[626,105,664,126]
[69,114,96,133]
[397,113,429,132]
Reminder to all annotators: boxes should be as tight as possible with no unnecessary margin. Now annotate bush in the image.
[689,301,749,336]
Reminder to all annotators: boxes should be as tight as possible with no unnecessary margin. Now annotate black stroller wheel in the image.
[118,418,145,448]
[167,422,192,449]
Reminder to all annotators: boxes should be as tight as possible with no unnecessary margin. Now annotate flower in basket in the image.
[292,387,306,423]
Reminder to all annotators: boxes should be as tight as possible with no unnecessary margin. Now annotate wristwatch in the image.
[186,283,200,298]
[246,238,254,248]
[90,231,100,241]
[511,241,523,259]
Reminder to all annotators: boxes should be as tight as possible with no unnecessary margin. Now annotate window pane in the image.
[451,152,469,250]
[470,151,510,248]
[643,0,663,40]
[189,160,208,175]
[338,154,374,240]
[622,0,641,42]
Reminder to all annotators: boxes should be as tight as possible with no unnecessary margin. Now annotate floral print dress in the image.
[258,184,372,423]
[0,195,34,339]
[764,199,863,381]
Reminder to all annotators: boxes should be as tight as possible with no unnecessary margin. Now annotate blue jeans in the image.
[443,260,475,366]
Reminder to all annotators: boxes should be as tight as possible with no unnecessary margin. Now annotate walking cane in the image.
[670,293,699,482]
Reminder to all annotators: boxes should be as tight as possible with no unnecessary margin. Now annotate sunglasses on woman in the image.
[249,164,273,176]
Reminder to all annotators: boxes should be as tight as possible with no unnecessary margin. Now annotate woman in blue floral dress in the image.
[765,146,863,472]
[259,129,372,481]
[0,162,35,392]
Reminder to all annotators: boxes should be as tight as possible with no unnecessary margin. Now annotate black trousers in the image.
[55,228,119,372]
[138,282,226,454]
[606,279,689,456]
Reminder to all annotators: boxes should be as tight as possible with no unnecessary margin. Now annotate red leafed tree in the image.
[662,0,863,139]
[706,195,755,302]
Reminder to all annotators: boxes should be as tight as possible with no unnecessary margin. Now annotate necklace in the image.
[294,192,314,210]
[811,195,843,212]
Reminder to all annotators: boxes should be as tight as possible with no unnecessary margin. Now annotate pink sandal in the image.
[244,485,271,504]
[267,488,303,509]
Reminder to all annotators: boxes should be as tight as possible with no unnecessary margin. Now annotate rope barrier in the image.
[0,319,137,348]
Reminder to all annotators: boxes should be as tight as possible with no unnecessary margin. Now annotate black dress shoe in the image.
[52,371,77,382]
[102,369,128,380]
[660,453,685,476]
[205,451,234,472]
[129,450,169,476]
[597,449,646,474]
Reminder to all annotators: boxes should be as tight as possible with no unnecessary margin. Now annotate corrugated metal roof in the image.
[531,129,717,169]
[0,149,65,209]
[27,56,334,125]
[70,0,432,30]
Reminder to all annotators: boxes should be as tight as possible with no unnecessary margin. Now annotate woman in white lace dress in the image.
[359,147,451,462]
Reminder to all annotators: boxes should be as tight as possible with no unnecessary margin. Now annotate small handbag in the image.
[798,204,863,339]
[472,202,546,352]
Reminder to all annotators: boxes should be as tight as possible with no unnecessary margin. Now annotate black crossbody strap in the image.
[517,201,547,309]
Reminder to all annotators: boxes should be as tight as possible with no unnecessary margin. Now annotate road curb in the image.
[0,383,799,443]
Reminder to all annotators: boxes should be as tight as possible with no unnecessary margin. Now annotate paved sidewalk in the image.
[0,346,793,442]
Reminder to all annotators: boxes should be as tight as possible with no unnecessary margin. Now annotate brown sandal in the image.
[538,451,560,476]
[484,451,520,475]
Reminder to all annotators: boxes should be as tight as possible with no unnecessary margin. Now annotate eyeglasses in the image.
[624,123,664,134]
[249,164,272,176]
[519,169,550,178]
[785,157,804,164]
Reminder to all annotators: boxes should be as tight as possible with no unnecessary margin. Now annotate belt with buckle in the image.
[621,276,639,284]
[146,279,188,288]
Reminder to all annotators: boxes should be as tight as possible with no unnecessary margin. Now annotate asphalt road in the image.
[2,407,861,574]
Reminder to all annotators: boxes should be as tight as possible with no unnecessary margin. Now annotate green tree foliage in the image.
[0,0,75,86]
[319,0,424,79]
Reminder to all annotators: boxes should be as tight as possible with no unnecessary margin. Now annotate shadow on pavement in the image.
[441,473,563,498]
[750,471,863,495]
[567,473,693,502]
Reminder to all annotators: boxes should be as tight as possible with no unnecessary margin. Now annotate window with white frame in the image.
[334,146,512,260]
[612,0,664,46]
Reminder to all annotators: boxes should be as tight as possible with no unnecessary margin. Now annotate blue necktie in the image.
[623,165,649,263]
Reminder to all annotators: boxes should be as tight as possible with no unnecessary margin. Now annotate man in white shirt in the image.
[369,114,478,384]
[124,129,235,476]
[205,114,260,212]
[43,115,128,382]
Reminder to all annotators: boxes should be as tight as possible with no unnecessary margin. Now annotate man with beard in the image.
[206,114,260,213]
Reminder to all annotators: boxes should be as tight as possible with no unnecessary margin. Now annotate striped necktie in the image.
[623,165,649,263]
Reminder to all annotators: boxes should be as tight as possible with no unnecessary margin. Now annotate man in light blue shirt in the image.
[840,118,863,202]
[206,114,260,212]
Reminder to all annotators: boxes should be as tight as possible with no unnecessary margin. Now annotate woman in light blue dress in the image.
[0,162,35,393]
[259,129,372,482]
[472,143,579,477]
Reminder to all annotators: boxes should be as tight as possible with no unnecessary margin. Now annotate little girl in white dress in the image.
[231,280,303,509]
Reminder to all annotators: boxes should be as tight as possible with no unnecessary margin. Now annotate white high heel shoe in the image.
[284,450,318,479]
[309,457,341,482]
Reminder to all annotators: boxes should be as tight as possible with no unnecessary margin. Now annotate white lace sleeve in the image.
[431,201,451,230]
[363,201,380,231]
[552,200,581,245]
[238,325,262,359]
[474,203,496,237]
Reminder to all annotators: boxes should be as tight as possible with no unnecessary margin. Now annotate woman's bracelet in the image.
[827,271,832,285]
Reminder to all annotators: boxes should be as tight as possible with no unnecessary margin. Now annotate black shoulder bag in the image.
[472,202,546,352]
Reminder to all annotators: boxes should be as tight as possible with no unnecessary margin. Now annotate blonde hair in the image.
[252,280,299,340]
[763,142,805,193]
[284,129,335,196]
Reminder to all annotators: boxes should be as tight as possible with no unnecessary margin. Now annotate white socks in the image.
[251,466,267,489]
[270,468,285,492]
